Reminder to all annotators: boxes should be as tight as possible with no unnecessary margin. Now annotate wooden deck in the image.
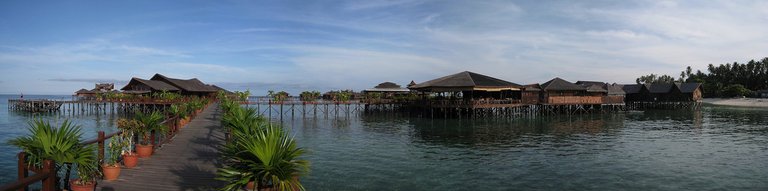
[97,102,225,191]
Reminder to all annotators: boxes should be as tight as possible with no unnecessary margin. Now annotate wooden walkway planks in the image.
[97,103,225,191]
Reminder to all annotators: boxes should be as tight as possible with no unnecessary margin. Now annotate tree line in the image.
[636,57,768,98]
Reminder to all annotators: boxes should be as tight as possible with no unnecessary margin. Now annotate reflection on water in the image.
[282,106,768,190]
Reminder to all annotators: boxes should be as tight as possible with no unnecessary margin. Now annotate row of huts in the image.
[365,71,702,108]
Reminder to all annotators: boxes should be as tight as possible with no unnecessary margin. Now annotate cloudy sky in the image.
[1,0,767,95]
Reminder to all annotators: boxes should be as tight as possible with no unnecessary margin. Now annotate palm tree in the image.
[7,119,98,190]
[217,112,309,191]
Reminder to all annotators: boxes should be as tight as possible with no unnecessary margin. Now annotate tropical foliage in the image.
[268,90,290,102]
[635,74,678,84]
[6,119,99,190]
[133,111,168,145]
[217,98,309,191]
[299,91,321,102]
[637,57,768,97]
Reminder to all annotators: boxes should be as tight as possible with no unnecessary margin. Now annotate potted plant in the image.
[102,137,122,180]
[71,160,99,191]
[134,111,168,158]
[7,119,99,190]
[117,118,140,168]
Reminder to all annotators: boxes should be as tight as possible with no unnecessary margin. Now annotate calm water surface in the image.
[1,95,767,190]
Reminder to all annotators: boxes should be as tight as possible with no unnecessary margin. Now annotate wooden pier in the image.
[7,99,177,115]
[97,102,225,190]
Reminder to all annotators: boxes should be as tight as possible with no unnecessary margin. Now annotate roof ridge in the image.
[464,71,477,86]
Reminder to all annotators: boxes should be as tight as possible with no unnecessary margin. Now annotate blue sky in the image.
[1,0,767,95]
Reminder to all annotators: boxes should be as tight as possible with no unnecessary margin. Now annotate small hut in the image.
[522,84,541,104]
[605,84,626,104]
[540,78,601,104]
[623,84,650,102]
[75,89,95,97]
[409,71,523,107]
[675,83,703,101]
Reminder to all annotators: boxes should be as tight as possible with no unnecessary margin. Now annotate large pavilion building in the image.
[121,74,223,97]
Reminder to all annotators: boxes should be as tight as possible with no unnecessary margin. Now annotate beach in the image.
[702,98,768,108]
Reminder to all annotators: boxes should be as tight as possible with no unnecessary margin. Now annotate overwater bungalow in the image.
[539,78,601,105]
[575,81,625,105]
[74,83,118,100]
[623,83,702,103]
[522,84,542,104]
[676,83,703,101]
[121,77,181,95]
[605,84,626,104]
[149,74,220,97]
[622,84,649,102]
[121,74,222,97]
[363,82,411,98]
[408,71,524,108]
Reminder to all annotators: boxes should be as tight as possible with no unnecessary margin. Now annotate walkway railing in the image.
[0,110,190,191]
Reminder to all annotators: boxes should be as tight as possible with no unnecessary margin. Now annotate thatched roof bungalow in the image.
[540,78,601,104]
[150,74,219,96]
[121,77,181,94]
[676,83,703,101]
[409,71,524,107]
[364,82,410,93]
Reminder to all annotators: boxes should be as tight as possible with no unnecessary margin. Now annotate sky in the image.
[0,0,767,95]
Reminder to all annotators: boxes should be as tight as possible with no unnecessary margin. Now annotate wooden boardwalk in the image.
[97,103,225,191]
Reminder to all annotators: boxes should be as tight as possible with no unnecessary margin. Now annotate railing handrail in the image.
[0,170,52,191]
[81,131,122,145]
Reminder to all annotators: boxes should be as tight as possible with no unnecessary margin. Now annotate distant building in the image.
[120,73,225,97]
[75,83,117,99]
[363,82,410,99]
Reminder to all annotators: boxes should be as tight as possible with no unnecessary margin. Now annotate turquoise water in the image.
[0,95,120,184]
[2,95,768,190]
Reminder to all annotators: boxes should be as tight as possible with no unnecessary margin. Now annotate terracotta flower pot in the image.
[136,144,153,158]
[102,164,121,181]
[70,179,96,191]
[123,153,138,168]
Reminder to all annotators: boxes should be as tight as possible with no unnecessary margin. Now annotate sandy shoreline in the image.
[702,98,768,108]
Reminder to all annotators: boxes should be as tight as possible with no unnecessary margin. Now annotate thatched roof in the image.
[75,89,93,94]
[365,82,410,92]
[121,77,180,91]
[150,74,218,93]
[540,77,586,91]
[374,82,402,89]
[622,84,645,94]
[675,83,702,93]
[606,84,626,95]
[575,81,605,87]
[647,84,675,94]
[209,85,232,94]
[584,84,608,92]
[407,80,417,87]
[409,71,522,92]
[523,84,541,92]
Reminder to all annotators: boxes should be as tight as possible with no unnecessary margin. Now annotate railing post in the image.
[17,152,27,191]
[98,131,105,164]
[41,160,55,191]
